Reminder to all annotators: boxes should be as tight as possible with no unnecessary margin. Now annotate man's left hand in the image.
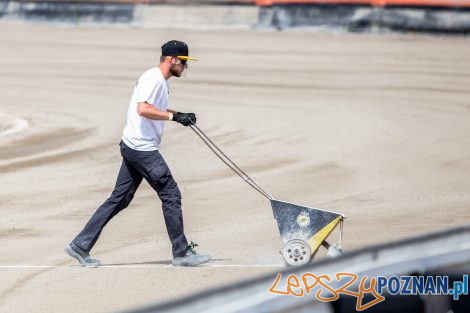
[173,112,197,126]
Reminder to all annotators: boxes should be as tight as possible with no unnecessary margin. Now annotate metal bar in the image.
[189,124,274,200]
[339,219,343,247]
[189,124,273,200]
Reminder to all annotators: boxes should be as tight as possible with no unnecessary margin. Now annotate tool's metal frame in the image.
[189,124,345,265]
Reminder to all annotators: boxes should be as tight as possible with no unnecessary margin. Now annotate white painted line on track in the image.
[0,264,284,268]
[0,266,58,268]
[102,264,284,268]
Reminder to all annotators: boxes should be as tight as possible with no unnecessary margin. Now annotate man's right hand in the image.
[173,112,196,126]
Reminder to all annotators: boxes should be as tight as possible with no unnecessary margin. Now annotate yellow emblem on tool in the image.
[296,212,311,228]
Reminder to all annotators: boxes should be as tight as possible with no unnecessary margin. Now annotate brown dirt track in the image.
[0,24,469,312]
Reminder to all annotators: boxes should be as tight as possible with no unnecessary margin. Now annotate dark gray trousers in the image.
[72,141,189,258]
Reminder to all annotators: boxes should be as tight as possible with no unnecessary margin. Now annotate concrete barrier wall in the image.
[12,0,254,3]
[1,1,470,33]
[135,4,259,29]
[0,1,258,28]
[258,4,470,32]
[0,1,136,23]
[256,0,470,8]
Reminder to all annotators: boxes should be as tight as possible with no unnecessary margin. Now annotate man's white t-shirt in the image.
[122,67,169,151]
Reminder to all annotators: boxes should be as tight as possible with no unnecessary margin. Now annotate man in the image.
[65,40,210,267]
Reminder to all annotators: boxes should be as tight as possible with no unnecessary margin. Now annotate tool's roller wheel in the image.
[283,239,312,266]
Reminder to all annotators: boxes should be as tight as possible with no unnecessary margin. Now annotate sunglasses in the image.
[168,56,188,68]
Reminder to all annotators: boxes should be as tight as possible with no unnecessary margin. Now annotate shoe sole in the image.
[64,245,101,268]
[172,257,211,267]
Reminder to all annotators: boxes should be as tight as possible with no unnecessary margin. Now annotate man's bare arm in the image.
[137,102,173,120]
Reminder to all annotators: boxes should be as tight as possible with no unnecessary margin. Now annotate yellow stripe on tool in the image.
[307,216,343,253]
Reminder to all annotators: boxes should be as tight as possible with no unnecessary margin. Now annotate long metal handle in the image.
[189,124,274,201]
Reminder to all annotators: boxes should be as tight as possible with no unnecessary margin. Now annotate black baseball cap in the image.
[161,40,197,61]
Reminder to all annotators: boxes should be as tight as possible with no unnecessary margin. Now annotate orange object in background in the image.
[256,0,470,7]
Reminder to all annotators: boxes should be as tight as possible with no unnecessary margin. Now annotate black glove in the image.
[173,112,196,126]
[187,113,196,124]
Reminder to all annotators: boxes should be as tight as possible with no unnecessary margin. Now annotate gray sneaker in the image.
[65,242,101,267]
[172,242,211,267]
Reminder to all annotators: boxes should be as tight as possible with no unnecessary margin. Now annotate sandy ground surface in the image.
[0,24,469,312]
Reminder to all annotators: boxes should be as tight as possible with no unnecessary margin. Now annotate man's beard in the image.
[170,65,183,77]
